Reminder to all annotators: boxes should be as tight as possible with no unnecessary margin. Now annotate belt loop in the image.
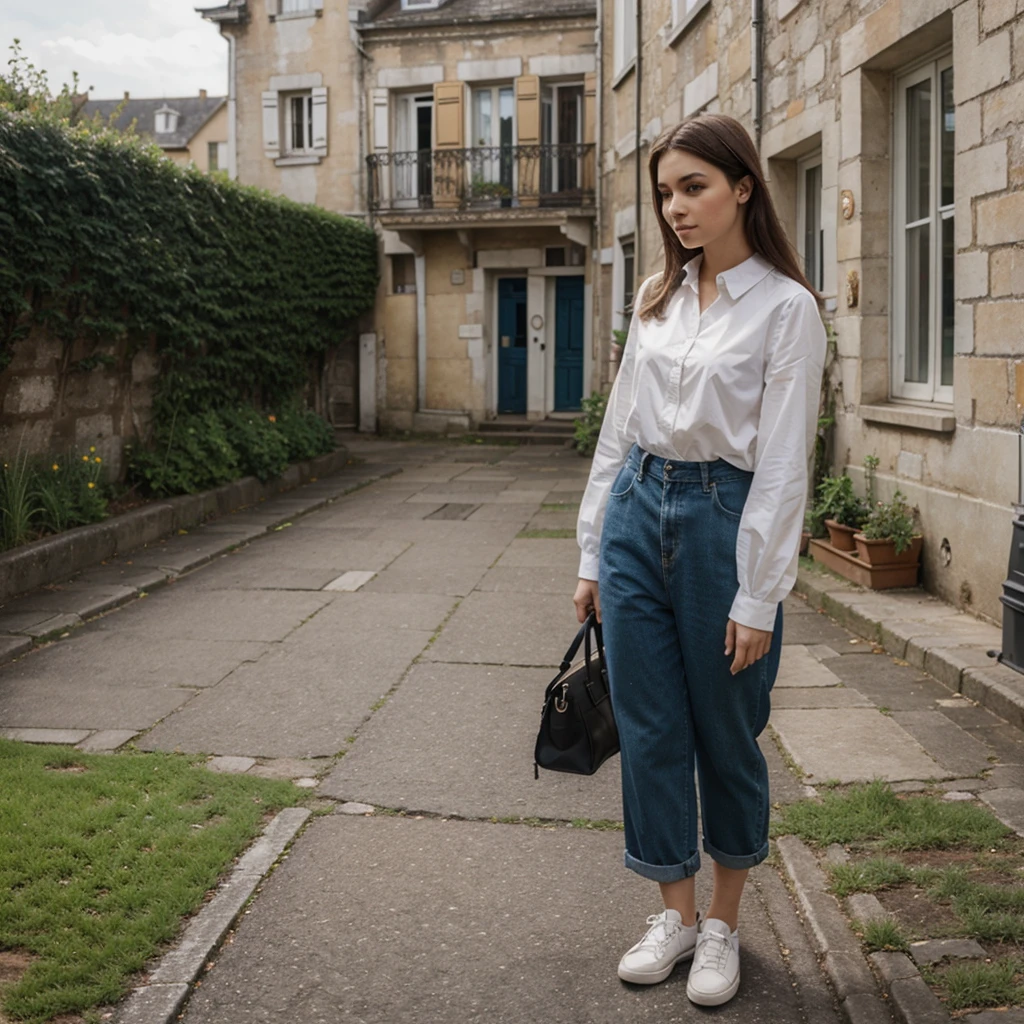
[638,450,652,482]
[700,462,710,492]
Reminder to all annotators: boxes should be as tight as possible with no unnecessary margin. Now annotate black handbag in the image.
[534,613,619,777]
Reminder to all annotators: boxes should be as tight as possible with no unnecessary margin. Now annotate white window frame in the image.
[283,91,314,155]
[155,108,178,134]
[891,51,954,405]
[280,0,315,11]
[401,0,440,7]
[796,150,824,294]
[614,0,637,75]
[612,235,636,337]
[672,0,701,26]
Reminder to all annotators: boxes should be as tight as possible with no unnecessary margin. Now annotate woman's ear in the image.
[735,175,754,205]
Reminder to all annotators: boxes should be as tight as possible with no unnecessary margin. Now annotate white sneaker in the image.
[617,909,698,985]
[686,917,741,1005]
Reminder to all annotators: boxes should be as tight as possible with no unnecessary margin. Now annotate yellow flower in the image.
[52,463,59,471]
[87,482,96,489]
[268,415,277,423]
[94,457,102,464]
[89,446,96,453]
[82,455,89,462]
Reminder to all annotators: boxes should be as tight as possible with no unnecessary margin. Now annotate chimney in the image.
[199,89,207,100]
[123,91,129,101]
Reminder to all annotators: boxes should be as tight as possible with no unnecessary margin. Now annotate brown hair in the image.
[639,113,818,322]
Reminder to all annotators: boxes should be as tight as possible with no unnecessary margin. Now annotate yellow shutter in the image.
[515,75,541,206]
[433,81,464,207]
[583,72,596,197]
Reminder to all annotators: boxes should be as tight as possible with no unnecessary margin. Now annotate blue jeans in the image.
[598,445,782,883]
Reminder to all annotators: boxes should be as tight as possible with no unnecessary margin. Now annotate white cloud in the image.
[5,0,228,100]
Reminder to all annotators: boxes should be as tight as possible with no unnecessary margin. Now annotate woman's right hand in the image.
[573,578,601,624]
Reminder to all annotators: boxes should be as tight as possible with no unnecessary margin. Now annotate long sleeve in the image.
[728,291,826,632]
[576,288,646,581]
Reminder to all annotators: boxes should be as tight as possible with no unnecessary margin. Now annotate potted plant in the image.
[812,475,868,551]
[854,490,922,567]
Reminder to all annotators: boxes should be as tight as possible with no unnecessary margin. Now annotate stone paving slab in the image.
[779,613,854,645]
[137,631,434,758]
[127,533,252,575]
[422,591,572,666]
[890,710,995,778]
[770,708,949,783]
[76,729,138,752]
[384,541,509,572]
[321,661,623,820]
[180,815,836,1024]
[772,687,874,709]
[825,656,953,710]
[0,629,270,690]
[225,537,412,574]
[360,566,488,597]
[475,566,579,595]
[181,554,342,592]
[0,610,81,638]
[72,562,170,592]
[3,727,91,744]
[5,583,138,619]
[464,503,536,523]
[285,591,457,640]
[89,587,332,642]
[776,644,842,688]
[0,634,34,663]
[0,677,195,731]
[495,537,582,569]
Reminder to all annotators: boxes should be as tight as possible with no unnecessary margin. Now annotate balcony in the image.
[367,143,596,225]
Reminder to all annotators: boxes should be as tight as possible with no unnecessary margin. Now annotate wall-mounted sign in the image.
[531,314,544,330]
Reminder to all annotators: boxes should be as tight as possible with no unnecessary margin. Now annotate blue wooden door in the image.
[497,278,528,413]
[554,276,584,411]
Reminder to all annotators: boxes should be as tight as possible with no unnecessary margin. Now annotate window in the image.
[281,0,315,10]
[614,0,637,74]
[401,0,441,7]
[797,152,823,293]
[391,254,416,294]
[284,92,314,154]
[207,141,227,172]
[154,107,179,134]
[892,54,954,403]
[471,85,514,201]
[621,237,635,317]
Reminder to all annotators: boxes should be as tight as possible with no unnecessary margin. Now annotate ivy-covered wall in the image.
[0,113,379,477]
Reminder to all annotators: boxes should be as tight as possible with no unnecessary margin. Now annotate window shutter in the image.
[433,81,464,207]
[262,90,280,158]
[371,88,390,210]
[265,0,277,16]
[583,72,597,197]
[311,86,328,156]
[515,75,541,206]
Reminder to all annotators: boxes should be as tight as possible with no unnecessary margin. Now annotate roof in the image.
[365,0,595,29]
[81,94,226,149]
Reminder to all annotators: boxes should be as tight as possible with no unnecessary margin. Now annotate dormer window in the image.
[401,0,441,8]
[155,106,179,134]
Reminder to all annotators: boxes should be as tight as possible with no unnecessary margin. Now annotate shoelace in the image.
[695,930,732,973]
[637,913,678,955]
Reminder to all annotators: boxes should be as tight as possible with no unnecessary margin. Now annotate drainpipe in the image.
[594,0,604,388]
[226,32,238,180]
[634,0,643,280]
[751,0,763,149]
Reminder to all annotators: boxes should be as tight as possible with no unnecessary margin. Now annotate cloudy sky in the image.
[4,0,229,101]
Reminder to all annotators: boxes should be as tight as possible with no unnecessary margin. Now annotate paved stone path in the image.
[5,437,1024,1022]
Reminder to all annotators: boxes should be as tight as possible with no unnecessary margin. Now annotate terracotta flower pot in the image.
[799,530,811,556]
[853,533,923,567]
[824,519,858,552]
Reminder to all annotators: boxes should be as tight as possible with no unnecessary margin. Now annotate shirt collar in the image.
[681,252,775,300]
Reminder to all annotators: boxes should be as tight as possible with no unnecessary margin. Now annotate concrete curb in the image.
[0,455,403,665]
[777,835,964,1024]
[115,806,312,1024]
[775,835,895,1024]
[0,446,363,605]
[793,566,1024,738]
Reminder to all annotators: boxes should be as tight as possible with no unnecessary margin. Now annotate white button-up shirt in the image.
[577,253,827,633]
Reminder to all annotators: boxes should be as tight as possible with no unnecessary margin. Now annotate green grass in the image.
[829,857,914,897]
[0,741,302,1023]
[772,780,1011,851]
[860,918,910,952]
[540,503,578,512]
[517,529,576,539]
[936,958,1024,1010]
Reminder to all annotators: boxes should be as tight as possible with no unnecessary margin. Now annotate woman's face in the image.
[656,148,752,251]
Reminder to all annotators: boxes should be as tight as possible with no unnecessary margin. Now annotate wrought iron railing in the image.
[367,143,596,212]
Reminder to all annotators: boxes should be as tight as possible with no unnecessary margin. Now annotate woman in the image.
[574,114,826,1007]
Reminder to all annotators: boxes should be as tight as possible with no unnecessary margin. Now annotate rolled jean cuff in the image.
[624,848,701,883]
[702,837,769,871]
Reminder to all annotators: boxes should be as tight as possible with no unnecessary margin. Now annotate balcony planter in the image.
[808,538,921,590]
[824,518,858,551]
[853,533,922,567]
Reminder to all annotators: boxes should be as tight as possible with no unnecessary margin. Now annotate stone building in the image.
[83,92,229,172]
[596,0,1023,623]
[201,0,598,433]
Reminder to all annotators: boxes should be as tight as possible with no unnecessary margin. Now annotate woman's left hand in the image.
[725,619,773,676]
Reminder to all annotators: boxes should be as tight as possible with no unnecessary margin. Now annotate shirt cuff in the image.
[728,592,779,634]
[578,551,600,581]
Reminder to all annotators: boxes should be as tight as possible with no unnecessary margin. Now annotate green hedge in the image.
[0,112,378,413]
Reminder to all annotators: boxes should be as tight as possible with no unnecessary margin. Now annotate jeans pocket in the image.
[710,480,745,520]
[609,463,638,498]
